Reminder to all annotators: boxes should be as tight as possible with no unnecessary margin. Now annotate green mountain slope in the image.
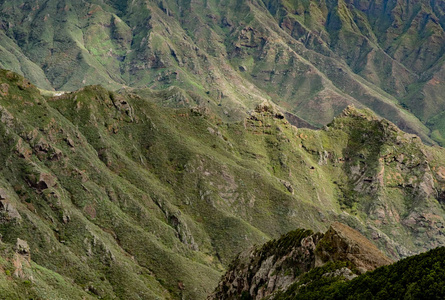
[2,0,445,145]
[1,69,445,298]
[210,222,393,300]
[211,223,445,300]
[274,244,445,300]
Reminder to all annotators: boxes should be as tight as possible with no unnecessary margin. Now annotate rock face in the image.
[13,238,31,279]
[209,229,321,300]
[15,238,30,256]
[209,222,392,300]
[316,222,393,273]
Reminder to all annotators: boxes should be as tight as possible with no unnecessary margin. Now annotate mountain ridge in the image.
[0,68,445,298]
[2,0,445,144]
[210,222,445,300]
[209,222,393,300]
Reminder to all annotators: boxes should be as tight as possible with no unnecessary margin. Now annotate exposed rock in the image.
[65,137,75,147]
[110,93,134,121]
[62,212,71,224]
[322,267,358,280]
[13,238,33,280]
[50,147,63,161]
[15,238,30,256]
[0,83,9,96]
[209,223,392,300]
[280,179,294,194]
[15,138,33,159]
[27,172,57,191]
[34,138,50,153]
[37,173,57,190]
[0,200,22,221]
[0,65,444,299]
[316,222,393,273]
[0,105,14,127]
[0,188,7,200]
[283,112,317,129]
[0,190,21,221]
[255,102,274,114]
[318,150,329,165]
[209,229,320,300]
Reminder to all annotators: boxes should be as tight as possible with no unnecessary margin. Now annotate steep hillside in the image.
[274,243,445,300]
[211,223,445,300]
[209,222,393,300]
[1,69,445,298]
[2,0,445,144]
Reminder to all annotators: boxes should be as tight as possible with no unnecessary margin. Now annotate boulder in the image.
[16,238,30,256]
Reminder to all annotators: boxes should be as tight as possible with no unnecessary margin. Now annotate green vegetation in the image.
[258,229,314,258]
[1,1,445,298]
[273,261,358,300]
[274,247,445,300]
[0,0,445,144]
[0,66,445,298]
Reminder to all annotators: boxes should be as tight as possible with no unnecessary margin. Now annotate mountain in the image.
[2,1,445,298]
[2,0,445,145]
[209,222,393,300]
[1,68,445,298]
[210,223,445,300]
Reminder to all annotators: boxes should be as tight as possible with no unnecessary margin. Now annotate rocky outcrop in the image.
[0,189,21,222]
[13,238,31,279]
[209,229,319,300]
[209,222,392,300]
[316,222,393,273]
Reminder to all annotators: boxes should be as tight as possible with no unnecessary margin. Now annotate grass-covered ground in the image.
[1,69,445,298]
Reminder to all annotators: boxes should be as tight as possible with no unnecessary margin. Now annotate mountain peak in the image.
[209,222,392,300]
[317,222,393,273]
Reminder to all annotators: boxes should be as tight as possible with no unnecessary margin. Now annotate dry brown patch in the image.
[436,166,445,180]
[428,77,441,85]
[0,83,9,97]
[318,222,393,273]
[84,205,97,219]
